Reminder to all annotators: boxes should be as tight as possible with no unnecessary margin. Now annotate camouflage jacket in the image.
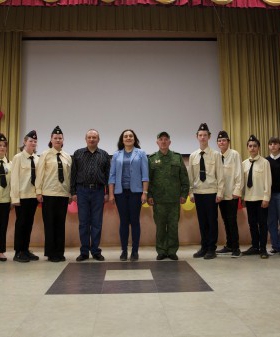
[148,150,189,203]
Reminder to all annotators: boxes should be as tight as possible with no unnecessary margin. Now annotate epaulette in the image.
[172,151,181,156]
[148,152,157,158]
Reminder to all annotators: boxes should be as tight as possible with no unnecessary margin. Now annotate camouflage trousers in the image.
[153,203,180,255]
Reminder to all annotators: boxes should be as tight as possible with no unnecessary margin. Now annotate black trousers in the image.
[14,198,38,253]
[0,202,10,253]
[219,199,239,250]
[42,196,68,258]
[194,193,218,252]
[245,200,268,250]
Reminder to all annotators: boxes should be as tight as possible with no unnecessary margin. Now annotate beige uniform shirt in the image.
[0,157,12,203]
[10,150,39,204]
[188,146,224,198]
[221,148,244,200]
[242,155,271,202]
[35,148,72,197]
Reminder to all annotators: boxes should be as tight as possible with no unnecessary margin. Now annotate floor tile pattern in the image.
[46,261,212,294]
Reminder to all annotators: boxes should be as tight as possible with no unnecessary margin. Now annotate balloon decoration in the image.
[211,0,233,4]
[263,0,280,5]
[155,0,176,4]
[68,201,78,213]
[237,198,243,210]
[181,196,195,211]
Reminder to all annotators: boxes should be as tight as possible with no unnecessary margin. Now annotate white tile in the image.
[104,269,153,281]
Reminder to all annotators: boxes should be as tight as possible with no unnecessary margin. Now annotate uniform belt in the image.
[79,183,104,189]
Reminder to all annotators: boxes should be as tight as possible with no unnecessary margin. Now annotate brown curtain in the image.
[0,32,22,159]
[0,7,279,34]
[218,33,280,159]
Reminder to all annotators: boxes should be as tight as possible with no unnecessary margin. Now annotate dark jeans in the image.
[194,193,218,252]
[14,198,38,253]
[115,190,142,253]
[267,193,280,251]
[246,200,268,250]
[42,195,69,258]
[0,202,10,253]
[77,185,104,256]
[219,198,239,250]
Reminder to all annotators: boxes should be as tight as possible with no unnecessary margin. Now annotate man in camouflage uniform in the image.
[148,132,189,260]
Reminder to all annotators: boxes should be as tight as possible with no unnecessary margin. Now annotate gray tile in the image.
[46,261,212,294]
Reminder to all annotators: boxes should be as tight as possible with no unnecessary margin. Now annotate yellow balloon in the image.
[142,202,150,208]
[181,197,195,211]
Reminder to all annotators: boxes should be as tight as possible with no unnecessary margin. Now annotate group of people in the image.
[0,123,279,263]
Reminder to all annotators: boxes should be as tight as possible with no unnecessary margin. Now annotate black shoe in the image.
[92,253,105,261]
[260,250,269,259]
[0,254,7,262]
[193,249,207,258]
[59,256,66,262]
[268,249,279,256]
[231,249,241,258]
[13,252,30,263]
[24,250,39,261]
[130,252,139,261]
[156,254,167,261]
[120,251,128,261]
[76,254,89,262]
[168,254,179,261]
[48,256,61,263]
[216,246,232,255]
[204,251,217,260]
[242,247,259,256]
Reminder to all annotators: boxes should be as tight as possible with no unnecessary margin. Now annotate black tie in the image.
[247,160,255,188]
[57,153,64,183]
[29,156,36,186]
[0,160,7,188]
[200,151,206,182]
[222,155,225,164]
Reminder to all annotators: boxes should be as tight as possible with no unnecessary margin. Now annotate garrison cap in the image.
[25,130,37,140]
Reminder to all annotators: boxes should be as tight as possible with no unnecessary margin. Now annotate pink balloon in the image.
[238,198,243,210]
[68,201,78,213]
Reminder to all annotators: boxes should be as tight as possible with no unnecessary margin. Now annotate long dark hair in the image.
[117,129,141,150]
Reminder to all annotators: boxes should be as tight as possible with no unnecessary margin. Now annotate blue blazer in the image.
[109,148,149,194]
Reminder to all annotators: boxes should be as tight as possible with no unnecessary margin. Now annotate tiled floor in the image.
[1,246,280,337]
[47,261,212,295]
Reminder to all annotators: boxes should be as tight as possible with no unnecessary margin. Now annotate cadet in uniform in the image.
[11,130,39,263]
[216,130,243,258]
[266,137,280,255]
[189,123,224,260]
[242,135,271,259]
[0,133,11,262]
[36,126,72,262]
[148,131,189,261]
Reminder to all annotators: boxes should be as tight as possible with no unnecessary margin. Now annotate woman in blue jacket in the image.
[109,129,149,261]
